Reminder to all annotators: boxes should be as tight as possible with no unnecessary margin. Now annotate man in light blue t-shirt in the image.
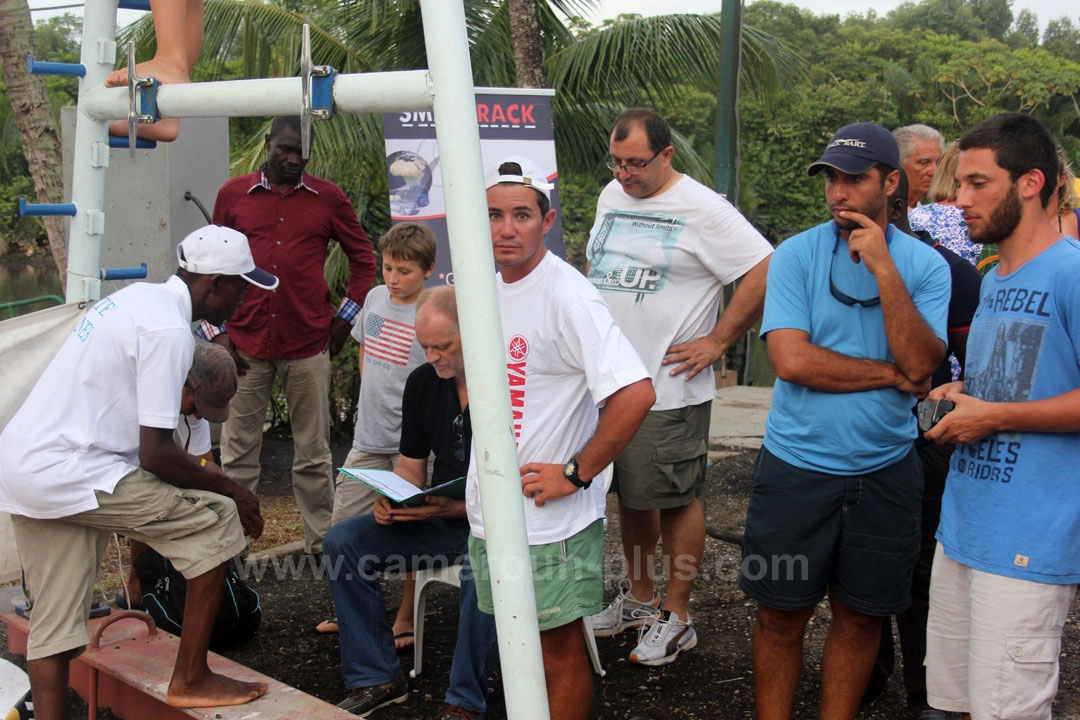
[924,112,1080,720]
[739,122,950,720]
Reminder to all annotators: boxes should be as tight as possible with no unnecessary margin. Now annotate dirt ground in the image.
[5,436,1080,719]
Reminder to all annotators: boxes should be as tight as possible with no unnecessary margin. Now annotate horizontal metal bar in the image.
[19,198,76,216]
[116,0,150,10]
[27,55,86,77]
[101,263,148,281]
[80,70,433,121]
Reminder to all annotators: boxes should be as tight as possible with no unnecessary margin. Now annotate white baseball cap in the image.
[176,225,279,290]
[485,156,554,200]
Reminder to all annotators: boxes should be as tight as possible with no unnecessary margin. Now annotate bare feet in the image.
[105,57,189,89]
[393,613,414,652]
[315,618,339,634]
[167,670,267,708]
[393,627,414,652]
[105,57,187,142]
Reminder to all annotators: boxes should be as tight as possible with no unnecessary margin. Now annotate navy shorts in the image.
[739,445,922,616]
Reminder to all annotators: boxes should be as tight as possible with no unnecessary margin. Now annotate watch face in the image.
[564,460,578,478]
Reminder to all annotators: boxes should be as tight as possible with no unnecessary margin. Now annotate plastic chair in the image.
[410,563,606,678]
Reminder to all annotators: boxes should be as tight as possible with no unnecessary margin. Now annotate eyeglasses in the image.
[605,149,663,175]
[452,413,465,462]
[829,235,880,307]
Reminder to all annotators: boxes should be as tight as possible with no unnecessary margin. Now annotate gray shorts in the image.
[13,467,246,660]
[613,401,711,510]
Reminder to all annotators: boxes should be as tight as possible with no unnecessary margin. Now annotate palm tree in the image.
[118,0,801,225]
[0,0,67,286]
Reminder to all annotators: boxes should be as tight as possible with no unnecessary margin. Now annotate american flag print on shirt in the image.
[364,313,416,366]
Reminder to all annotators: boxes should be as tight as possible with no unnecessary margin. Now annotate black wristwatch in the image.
[563,458,592,490]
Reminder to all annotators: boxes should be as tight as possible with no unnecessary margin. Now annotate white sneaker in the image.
[628,608,697,666]
[588,579,661,638]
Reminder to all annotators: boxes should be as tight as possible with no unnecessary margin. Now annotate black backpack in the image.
[133,549,261,650]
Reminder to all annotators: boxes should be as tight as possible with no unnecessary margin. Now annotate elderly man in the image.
[207,115,377,555]
[925,112,1080,720]
[895,124,945,209]
[324,287,496,720]
[0,226,277,719]
[741,123,950,720]
[470,156,655,719]
[585,108,773,665]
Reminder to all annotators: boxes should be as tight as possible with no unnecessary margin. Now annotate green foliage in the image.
[735,1,1080,241]
[0,13,84,258]
[1042,17,1080,64]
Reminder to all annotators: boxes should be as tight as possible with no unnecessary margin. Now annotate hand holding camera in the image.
[917,398,955,433]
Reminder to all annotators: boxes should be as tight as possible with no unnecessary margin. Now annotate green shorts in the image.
[469,519,603,632]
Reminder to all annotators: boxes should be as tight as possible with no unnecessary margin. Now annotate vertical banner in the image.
[383,88,563,286]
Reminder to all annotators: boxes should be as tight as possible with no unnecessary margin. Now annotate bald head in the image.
[416,285,459,329]
[415,286,464,381]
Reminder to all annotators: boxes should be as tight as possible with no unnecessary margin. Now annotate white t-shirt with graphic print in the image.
[586,175,773,410]
[466,251,650,545]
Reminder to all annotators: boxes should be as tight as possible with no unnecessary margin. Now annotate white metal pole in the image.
[79,71,435,121]
[420,1,550,718]
[66,0,118,302]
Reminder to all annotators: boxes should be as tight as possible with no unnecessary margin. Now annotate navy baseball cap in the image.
[807,123,900,177]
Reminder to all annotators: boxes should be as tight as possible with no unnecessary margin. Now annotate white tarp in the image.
[0,302,86,583]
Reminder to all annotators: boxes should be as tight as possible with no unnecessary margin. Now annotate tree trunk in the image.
[0,0,67,289]
[508,0,546,88]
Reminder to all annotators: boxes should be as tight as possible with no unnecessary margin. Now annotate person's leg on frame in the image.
[105,0,204,140]
[166,562,267,707]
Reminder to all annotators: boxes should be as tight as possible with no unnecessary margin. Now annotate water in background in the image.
[0,261,63,317]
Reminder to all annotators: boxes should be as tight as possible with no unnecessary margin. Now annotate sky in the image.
[25,0,1076,36]
[587,0,1074,33]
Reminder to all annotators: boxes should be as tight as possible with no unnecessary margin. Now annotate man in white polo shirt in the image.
[0,225,277,719]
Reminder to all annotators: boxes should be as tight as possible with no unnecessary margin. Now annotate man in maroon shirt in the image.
[206,116,377,554]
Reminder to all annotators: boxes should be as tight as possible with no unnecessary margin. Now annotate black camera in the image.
[917,398,955,432]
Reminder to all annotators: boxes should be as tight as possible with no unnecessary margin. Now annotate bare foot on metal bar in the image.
[167,671,267,708]
[105,57,189,89]
[106,57,187,142]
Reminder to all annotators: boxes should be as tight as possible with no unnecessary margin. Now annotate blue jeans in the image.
[323,514,496,713]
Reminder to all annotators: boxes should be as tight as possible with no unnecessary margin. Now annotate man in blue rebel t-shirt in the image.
[924,112,1080,720]
[740,122,950,720]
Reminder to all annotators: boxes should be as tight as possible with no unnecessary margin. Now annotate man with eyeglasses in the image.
[322,287,497,719]
[740,122,950,720]
[585,107,773,666]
